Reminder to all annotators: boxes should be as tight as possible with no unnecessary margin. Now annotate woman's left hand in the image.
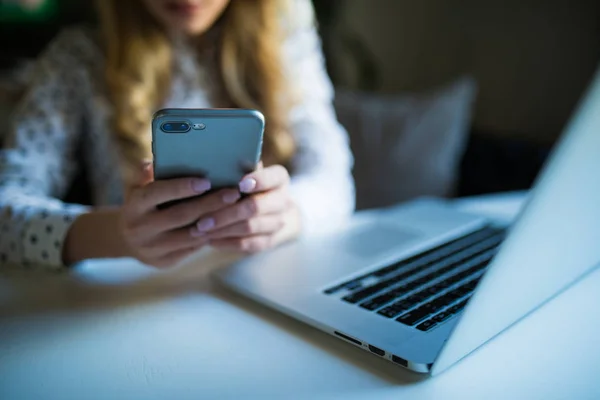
[193,165,302,253]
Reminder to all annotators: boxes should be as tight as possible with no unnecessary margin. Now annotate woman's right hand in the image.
[120,164,241,268]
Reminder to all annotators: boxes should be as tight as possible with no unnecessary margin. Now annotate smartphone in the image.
[152,108,264,201]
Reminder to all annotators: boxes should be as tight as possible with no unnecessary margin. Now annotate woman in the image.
[0,0,354,269]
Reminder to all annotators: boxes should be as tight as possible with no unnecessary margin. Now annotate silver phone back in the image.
[152,109,264,188]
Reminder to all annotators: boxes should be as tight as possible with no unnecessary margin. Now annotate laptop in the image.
[214,66,600,376]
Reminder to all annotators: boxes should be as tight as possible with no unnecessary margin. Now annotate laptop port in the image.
[368,345,385,356]
[392,355,408,367]
[334,331,362,346]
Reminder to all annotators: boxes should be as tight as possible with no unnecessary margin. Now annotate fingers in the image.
[206,214,284,239]
[122,163,293,268]
[239,165,289,194]
[129,177,212,215]
[139,227,211,258]
[142,188,240,234]
[191,189,290,236]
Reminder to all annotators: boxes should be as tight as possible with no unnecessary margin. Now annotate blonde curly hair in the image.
[95,0,295,184]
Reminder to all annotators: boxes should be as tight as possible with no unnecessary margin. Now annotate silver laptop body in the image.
[215,66,600,375]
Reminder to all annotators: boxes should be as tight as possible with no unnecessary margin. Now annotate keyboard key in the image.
[359,286,406,310]
[334,226,504,297]
[377,300,414,318]
[359,299,383,311]
[416,319,437,332]
[398,270,471,308]
[458,285,474,297]
[343,232,501,303]
[396,288,464,327]
[338,226,505,331]
[396,308,432,326]
[343,264,430,303]
[379,258,491,324]
[378,286,408,300]
[429,295,452,310]
[414,248,494,290]
[324,276,367,294]
[464,278,481,290]
[373,261,405,278]
[342,283,389,303]
[377,306,404,318]
[449,298,469,313]
[395,292,429,310]
[403,293,424,305]
[424,285,442,295]
[324,284,344,295]
[345,281,362,291]
[343,284,393,303]
[447,304,464,315]
[398,291,470,328]
[445,285,466,300]
[432,310,453,323]
[372,226,503,278]
[359,270,437,309]
[436,280,453,289]
[406,276,429,289]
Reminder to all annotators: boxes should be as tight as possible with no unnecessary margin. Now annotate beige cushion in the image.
[334,77,476,210]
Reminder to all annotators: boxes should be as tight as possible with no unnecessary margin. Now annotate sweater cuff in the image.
[22,205,89,269]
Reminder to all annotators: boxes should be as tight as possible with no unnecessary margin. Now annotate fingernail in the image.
[190,226,206,238]
[239,178,257,193]
[196,217,215,232]
[191,178,211,193]
[222,191,240,204]
[142,161,152,171]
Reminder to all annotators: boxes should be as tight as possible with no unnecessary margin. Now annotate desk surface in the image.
[1,193,599,400]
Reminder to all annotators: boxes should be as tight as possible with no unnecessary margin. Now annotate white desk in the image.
[1,193,600,400]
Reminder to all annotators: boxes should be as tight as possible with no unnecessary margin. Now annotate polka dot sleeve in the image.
[0,30,92,269]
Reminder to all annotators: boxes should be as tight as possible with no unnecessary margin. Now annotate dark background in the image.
[1,0,599,197]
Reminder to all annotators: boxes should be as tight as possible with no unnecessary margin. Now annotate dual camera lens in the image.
[161,122,191,133]
[161,121,206,133]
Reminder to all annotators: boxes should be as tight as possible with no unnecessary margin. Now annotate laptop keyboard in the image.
[323,226,506,332]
